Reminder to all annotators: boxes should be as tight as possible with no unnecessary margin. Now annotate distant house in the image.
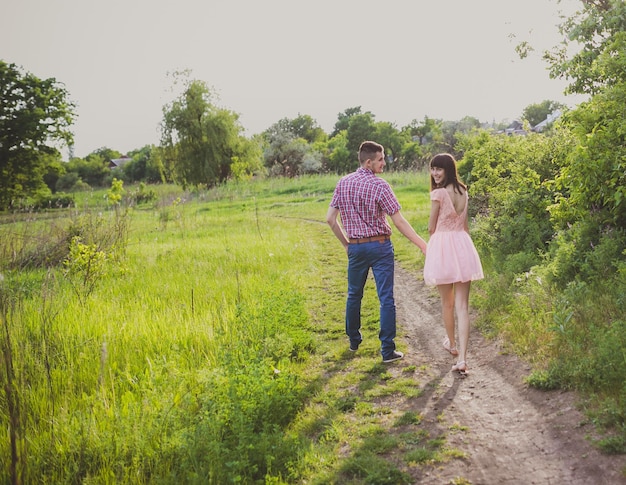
[109,155,131,169]
[494,120,526,136]
[532,109,562,133]
[504,120,527,136]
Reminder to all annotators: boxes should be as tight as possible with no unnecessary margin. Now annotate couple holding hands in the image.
[326,141,483,375]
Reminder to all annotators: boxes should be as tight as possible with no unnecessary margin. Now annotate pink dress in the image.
[423,188,484,286]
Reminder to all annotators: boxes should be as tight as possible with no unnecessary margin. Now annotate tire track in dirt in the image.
[394,266,626,484]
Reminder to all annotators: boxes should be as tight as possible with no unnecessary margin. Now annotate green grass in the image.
[0,172,465,484]
[8,170,624,481]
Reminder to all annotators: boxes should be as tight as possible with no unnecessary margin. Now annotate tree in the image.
[522,100,566,127]
[545,0,626,95]
[284,114,327,143]
[374,121,407,168]
[406,116,443,147]
[64,148,116,188]
[540,0,626,283]
[160,75,261,187]
[345,112,378,156]
[325,131,353,173]
[440,116,483,158]
[120,145,163,184]
[0,61,75,209]
[332,106,363,137]
[262,119,324,176]
[263,131,307,176]
[397,141,424,171]
[398,116,445,167]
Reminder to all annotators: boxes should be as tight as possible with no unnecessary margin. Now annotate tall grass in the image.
[0,173,433,483]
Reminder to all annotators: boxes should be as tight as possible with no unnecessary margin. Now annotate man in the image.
[326,140,427,363]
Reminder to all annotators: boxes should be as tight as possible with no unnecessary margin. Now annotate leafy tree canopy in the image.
[0,60,75,208]
[160,73,261,187]
[332,106,366,138]
[262,116,325,176]
[545,0,626,95]
[345,112,378,156]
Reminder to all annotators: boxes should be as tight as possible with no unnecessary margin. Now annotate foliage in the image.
[324,130,353,173]
[551,85,626,229]
[337,453,412,485]
[460,129,575,275]
[105,177,124,206]
[331,106,364,137]
[65,152,112,187]
[522,100,566,128]
[399,116,446,168]
[463,46,626,441]
[0,61,76,209]
[545,0,626,95]
[126,182,158,206]
[345,112,379,155]
[29,192,75,210]
[262,120,323,176]
[264,114,327,144]
[118,145,164,184]
[63,235,111,302]
[160,74,262,188]
[375,120,408,165]
[464,11,626,443]
[440,116,482,157]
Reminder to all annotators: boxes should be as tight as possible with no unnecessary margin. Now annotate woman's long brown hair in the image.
[429,153,466,193]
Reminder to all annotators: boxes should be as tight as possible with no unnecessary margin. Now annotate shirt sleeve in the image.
[379,181,401,215]
[330,186,340,208]
[430,189,444,202]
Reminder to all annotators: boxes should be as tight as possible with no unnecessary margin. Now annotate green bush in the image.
[461,130,574,277]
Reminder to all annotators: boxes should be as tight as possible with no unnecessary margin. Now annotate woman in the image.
[423,153,484,375]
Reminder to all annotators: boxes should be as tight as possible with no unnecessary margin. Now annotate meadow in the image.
[1,172,453,484]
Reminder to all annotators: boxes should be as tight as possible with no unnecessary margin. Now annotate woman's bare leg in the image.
[437,283,456,349]
[454,281,471,367]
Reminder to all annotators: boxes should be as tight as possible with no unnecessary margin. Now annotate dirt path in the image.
[394,266,626,484]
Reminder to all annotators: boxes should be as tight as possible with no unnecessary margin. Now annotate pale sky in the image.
[2,0,586,158]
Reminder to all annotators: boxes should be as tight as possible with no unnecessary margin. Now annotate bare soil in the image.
[393,266,626,484]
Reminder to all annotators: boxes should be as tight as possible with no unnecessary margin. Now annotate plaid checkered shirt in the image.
[329,167,401,239]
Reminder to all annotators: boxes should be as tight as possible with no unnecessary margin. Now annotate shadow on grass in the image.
[294,343,466,484]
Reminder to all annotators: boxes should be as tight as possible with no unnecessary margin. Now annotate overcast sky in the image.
[3,0,587,158]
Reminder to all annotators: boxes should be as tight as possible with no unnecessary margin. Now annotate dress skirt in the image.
[423,230,484,286]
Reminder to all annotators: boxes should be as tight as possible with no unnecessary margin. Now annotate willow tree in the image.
[160,77,261,188]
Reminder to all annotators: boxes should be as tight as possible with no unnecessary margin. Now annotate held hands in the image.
[419,242,427,256]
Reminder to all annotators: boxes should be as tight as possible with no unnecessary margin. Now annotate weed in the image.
[394,411,423,427]
[451,476,473,485]
[525,370,560,390]
[338,453,412,485]
[405,446,437,464]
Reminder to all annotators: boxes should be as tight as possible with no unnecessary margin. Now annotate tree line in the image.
[1,60,563,211]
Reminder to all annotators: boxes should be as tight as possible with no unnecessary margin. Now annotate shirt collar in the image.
[357,166,375,176]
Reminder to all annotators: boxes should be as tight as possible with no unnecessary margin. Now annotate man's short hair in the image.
[358,141,384,164]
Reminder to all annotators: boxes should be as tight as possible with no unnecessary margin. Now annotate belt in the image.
[349,235,390,244]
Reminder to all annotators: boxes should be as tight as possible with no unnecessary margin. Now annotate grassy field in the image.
[0,172,473,484]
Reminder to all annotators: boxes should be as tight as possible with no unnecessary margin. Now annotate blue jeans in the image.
[346,239,396,358]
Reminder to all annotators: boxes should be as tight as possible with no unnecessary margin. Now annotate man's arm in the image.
[326,206,349,250]
[390,211,427,255]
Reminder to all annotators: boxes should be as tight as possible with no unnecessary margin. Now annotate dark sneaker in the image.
[349,342,360,352]
[382,351,404,363]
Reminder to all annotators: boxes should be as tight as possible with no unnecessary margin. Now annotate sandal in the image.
[443,337,458,356]
[452,361,468,375]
